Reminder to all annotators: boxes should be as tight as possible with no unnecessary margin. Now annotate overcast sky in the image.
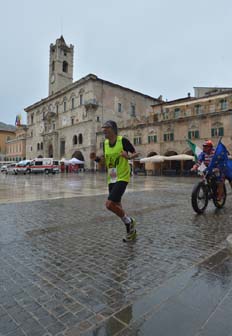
[1,0,232,125]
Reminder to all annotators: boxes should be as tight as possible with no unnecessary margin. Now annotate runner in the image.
[91,120,139,242]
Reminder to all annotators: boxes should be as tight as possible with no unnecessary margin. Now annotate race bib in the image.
[108,168,117,183]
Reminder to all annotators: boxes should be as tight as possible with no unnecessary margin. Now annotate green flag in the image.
[186,139,206,171]
[186,139,202,161]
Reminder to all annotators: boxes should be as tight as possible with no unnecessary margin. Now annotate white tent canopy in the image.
[140,154,194,163]
[140,155,165,163]
[163,154,194,161]
[69,157,85,164]
[60,158,69,165]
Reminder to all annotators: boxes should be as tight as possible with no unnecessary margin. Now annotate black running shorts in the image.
[108,181,128,203]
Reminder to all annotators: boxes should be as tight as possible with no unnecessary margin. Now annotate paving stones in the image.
[0,174,232,335]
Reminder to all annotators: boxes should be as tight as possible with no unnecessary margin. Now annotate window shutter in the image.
[219,127,224,136]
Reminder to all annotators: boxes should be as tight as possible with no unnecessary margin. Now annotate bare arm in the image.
[120,151,139,160]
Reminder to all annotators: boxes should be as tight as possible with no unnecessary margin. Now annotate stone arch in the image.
[164,150,178,156]
[147,151,157,157]
[72,151,84,162]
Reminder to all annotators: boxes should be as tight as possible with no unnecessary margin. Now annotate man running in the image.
[92,120,138,242]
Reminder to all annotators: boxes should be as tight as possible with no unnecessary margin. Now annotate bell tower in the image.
[49,36,74,95]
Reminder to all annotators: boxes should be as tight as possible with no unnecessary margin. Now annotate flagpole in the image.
[214,136,222,151]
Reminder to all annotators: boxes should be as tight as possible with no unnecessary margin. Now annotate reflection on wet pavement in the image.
[0,173,232,335]
[0,172,195,204]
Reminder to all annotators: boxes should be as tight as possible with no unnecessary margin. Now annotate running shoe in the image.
[123,218,137,242]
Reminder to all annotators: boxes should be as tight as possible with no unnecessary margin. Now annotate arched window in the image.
[80,94,83,105]
[41,142,43,150]
[71,97,75,109]
[52,61,55,71]
[37,143,40,151]
[73,135,78,145]
[78,133,83,145]
[63,61,68,73]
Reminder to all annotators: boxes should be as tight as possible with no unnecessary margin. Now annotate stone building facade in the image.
[24,36,161,168]
[5,125,27,162]
[151,88,232,156]
[116,87,232,174]
[24,36,232,173]
[0,128,15,161]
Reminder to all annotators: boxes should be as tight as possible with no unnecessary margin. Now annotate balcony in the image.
[43,111,57,121]
[84,99,99,111]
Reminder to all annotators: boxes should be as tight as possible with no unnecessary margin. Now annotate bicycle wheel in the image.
[213,184,227,209]
[191,181,208,214]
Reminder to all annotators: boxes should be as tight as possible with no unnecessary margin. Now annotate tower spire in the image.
[48,37,74,96]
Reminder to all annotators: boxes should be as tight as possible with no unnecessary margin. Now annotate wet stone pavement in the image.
[1,173,232,335]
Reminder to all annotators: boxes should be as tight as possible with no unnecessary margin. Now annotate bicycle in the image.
[191,169,227,214]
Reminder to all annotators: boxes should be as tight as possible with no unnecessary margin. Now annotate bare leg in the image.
[105,200,125,218]
[217,182,224,200]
